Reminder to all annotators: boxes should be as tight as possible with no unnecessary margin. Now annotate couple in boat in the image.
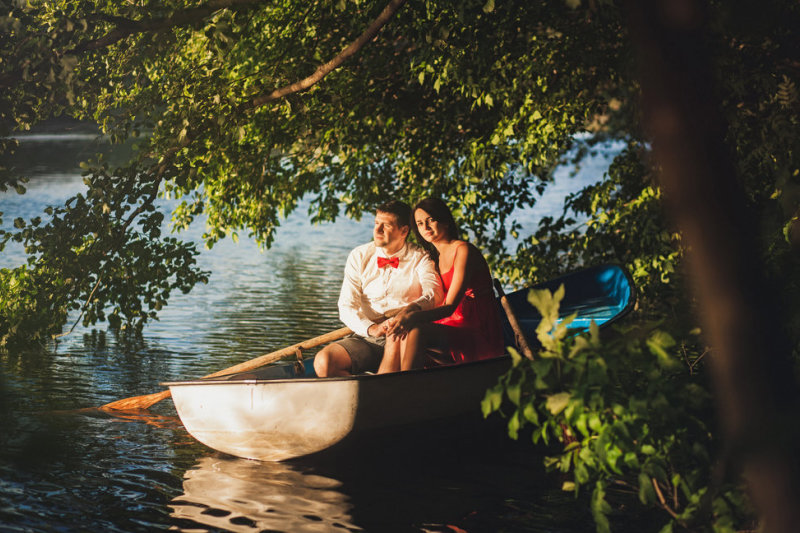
[313,198,505,377]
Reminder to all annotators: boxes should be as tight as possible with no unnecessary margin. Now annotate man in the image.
[314,200,443,377]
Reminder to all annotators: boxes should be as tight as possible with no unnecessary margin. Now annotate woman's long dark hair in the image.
[411,198,461,265]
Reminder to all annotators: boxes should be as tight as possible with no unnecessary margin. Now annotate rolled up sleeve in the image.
[338,250,375,337]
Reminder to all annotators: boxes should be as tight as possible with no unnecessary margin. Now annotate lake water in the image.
[0,132,621,532]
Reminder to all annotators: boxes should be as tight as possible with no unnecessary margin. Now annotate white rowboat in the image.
[164,264,635,461]
[166,356,511,461]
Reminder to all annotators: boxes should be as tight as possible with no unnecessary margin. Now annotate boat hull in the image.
[167,356,511,461]
[169,378,359,461]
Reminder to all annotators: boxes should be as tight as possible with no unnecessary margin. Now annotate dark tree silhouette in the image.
[627,1,800,530]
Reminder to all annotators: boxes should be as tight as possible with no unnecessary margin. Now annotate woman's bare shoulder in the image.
[454,240,472,254]
[459,241,491,269]
[456,240,483,259]
[453,241,482,270]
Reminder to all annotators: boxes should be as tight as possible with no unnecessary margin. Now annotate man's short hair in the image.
[376,200,411,229]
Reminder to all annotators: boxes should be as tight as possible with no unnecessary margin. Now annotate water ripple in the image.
[169,457,360,532]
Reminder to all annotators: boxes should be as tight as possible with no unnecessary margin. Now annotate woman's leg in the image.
[378,335,402,373]
[400,324,457,369]
[399,327,424,370]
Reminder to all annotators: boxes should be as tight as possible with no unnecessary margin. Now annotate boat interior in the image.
[215,263,635,382]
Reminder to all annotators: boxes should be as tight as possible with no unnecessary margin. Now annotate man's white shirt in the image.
[338,241,444,337]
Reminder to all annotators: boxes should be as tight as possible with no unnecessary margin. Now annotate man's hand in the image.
[367,323,386,338]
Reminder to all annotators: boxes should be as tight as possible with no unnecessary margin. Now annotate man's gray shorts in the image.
[335,334,386,374]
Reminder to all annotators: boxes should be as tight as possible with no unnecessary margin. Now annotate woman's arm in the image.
[386,242,475,335]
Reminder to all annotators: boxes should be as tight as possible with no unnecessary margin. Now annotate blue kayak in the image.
[499,262,635,346]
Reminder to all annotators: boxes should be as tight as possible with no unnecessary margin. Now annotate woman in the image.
[378,198,505,373]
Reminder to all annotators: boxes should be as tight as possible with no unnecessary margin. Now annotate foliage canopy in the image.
[1,0,643,340]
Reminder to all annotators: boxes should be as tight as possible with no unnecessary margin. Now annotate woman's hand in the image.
[384,307,417,339]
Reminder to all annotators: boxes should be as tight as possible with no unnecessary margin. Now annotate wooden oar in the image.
[100,325,353,411]
[493,279,535,360]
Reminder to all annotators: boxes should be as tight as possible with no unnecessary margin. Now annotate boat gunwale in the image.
[161,354,511,387]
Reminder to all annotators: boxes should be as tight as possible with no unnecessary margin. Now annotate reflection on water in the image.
[171,456,359,532]
[167,436,594,533]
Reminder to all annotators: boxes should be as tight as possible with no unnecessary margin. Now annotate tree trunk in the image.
[626,1,800,531]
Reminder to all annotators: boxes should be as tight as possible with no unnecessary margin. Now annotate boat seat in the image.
[423,347,456,367]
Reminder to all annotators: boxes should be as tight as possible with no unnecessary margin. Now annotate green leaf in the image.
[574,461,590,483]
[623,451,640,469]
[546,392,571,415]
[640,444,656,455]
[569,335,589,358]
[591,482,612,533]
[575,414,589,437]
[509,346,522,366]
[481,385,503,417]
[523,401,539,425]
[658,522,674,533]
[647,330,678,368]
[507,381,521,405]
[588,413,602,432]
[508,410,520,439]
[606,446,623,474]
[638,473,656,505]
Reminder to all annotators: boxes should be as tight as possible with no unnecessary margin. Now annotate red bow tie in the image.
[377,256,399,268]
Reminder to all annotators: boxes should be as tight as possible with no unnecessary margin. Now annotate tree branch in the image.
[652,478,681,521]
[246,0,408,110]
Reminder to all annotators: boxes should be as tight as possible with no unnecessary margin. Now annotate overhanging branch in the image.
[246,0,408,110]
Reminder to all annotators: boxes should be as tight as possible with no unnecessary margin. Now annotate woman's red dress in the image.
[433,261,505,363]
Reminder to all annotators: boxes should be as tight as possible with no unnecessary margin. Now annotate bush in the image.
[482,286,753,532]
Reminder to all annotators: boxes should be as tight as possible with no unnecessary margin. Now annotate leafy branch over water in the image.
[0,160,209,346]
